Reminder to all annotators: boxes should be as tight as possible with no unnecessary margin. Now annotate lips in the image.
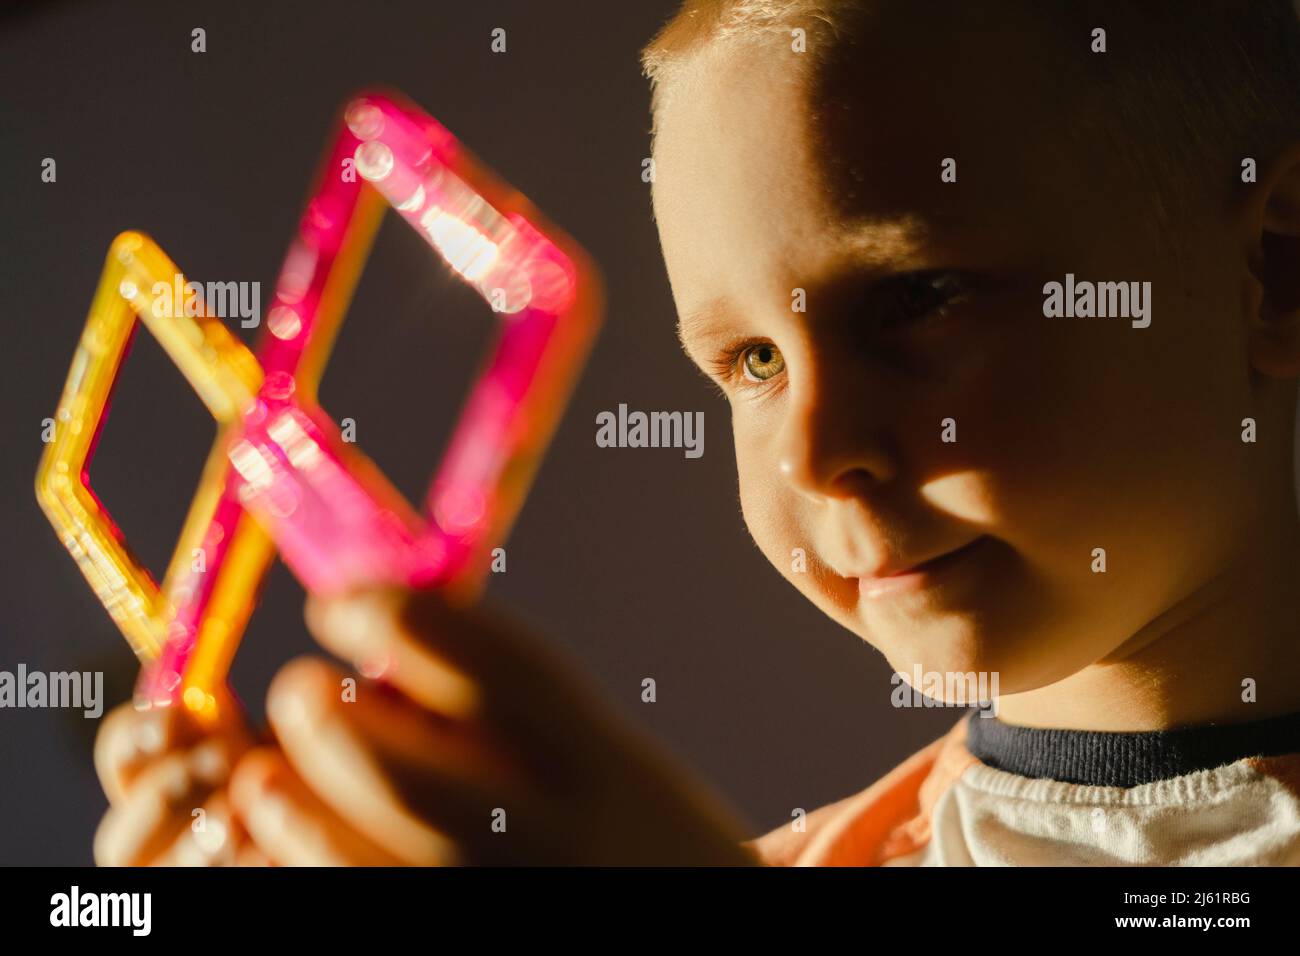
[855,536,988,598]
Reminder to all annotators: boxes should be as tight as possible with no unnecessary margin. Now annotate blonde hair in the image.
[640,1,842,130]
[640,0,1300,222]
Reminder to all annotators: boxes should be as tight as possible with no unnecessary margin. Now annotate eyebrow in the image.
[674,215,934,353]
[675,300,731,354]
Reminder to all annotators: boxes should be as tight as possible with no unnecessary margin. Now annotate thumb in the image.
[304,587,483,721]
[303,586,610,745]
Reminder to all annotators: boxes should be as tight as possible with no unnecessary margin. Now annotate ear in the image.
[1247,148,1300,378]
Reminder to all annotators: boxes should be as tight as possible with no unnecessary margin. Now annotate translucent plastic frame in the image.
[37,91,601,725]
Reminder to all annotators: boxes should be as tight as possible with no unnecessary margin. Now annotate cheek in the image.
[732,408,863,622]
[733,422,788,564]
[733,411,816,578]
[958,301,1255,603]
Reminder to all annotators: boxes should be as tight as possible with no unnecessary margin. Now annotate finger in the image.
[304,587,606,749]
[93,737,237,867]
[150,791,242,867]
[266,656,538,864]
[95,698,251,806]
[304,588,481,720]
[233,843,273,867]
[94,705,181,806]
[229,746,407,866]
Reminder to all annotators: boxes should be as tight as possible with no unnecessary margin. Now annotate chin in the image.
[867,610,1019,690]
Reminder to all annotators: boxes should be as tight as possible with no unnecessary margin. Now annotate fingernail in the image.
[308,592,397,669]
[189,740,230,785]
[132,713,166,756]
[158,759,192,805]
[357,653,394,680]
[267,677,314,732]
[307,592,370,641]
[176,806,233,865]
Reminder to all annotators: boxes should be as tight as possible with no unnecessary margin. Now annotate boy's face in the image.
[651,27,1282,696]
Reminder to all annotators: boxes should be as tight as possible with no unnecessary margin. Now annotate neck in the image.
[996,511,1300,731]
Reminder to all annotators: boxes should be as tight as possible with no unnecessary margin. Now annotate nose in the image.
[775,353,900,503]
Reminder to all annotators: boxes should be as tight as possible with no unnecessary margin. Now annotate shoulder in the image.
[743,790,868,866]
[745,716,976,866]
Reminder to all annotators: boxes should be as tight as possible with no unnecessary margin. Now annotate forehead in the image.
[650,21,1141,323]
[651,43,842,310]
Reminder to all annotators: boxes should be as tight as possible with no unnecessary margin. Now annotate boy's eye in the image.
[741,343,785,382]
[701,271,975,390]
[875,271,973,329]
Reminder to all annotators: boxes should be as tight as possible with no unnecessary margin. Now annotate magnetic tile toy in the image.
[35,233,267,707]
[38,91,602,725]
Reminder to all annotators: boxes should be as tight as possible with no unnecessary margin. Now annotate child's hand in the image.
[228,587,759,866]
[92,693,268,866]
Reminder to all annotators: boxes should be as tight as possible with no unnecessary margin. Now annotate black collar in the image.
[964,709,1300,787]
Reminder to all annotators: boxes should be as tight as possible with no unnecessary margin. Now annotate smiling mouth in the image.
[856,536,989,599]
